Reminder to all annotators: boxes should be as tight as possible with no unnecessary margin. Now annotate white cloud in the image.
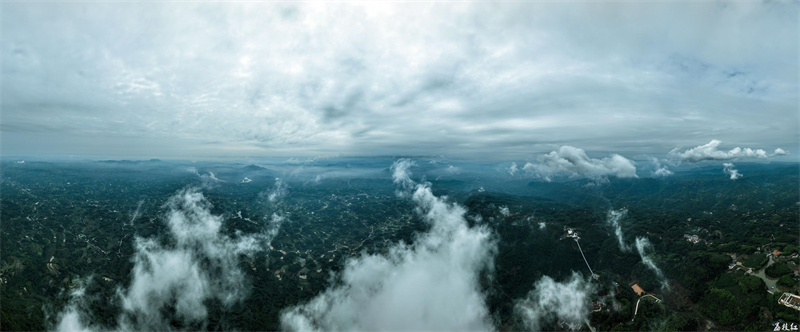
[603,210,669,290]
[186,167,224,188]
[523,146,637,180]
[499,206,510,217]
[648,157,673,177]
[514,272,595,332]
[280,159,496,331]
[54,188,282,331]
[54,278,96,332]
[207,171,224,182]
[669,140,787,162]
[606,209,630,252]
[390,158,417,193]
[723,162,742,180]
[508,162,518,176]
[653,166,673,177]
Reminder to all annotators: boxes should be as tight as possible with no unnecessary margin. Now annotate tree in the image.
[699,288,740,325]
[777,275,796,288]
[738,275,764,294]
[766,262,792,279]
[782,244,798,256]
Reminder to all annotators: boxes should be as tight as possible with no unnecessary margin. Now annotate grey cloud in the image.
[523,146,637,181]
[669,140,788,162]
[2,3,797,159]
[280,160,496,331]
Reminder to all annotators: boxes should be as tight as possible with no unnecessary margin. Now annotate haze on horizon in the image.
[1,2,798,161]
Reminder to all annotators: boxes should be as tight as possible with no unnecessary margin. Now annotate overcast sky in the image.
[2,2,797,160]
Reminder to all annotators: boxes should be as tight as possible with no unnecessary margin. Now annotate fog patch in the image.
[259,178,287,203]
[280,159,496,331]
[129,199,144,226]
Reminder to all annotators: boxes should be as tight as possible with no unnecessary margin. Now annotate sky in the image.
[2,1,798,160]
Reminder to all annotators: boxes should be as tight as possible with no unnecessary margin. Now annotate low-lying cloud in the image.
[605,209,669,290]
[606,209,630,252]
[668,140,788,162]
[508,162,518,176]
[723,163,742,180]
[54,188,282,331]
[523,146,637,181]
[187,167,225,188]
[514,272,595,332]
[261,178,287,203]
[635,237,668,290]
[280,159,496,331]
[649,157,673,177]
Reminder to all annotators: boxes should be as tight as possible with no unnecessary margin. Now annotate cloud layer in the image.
[523,146,637,180]
[55,188,281,331]
[2,3,797,159]
[280,160,496,331]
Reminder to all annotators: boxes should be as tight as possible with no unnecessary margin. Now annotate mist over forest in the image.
[2,156,799,331]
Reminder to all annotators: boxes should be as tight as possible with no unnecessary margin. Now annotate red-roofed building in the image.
[773,250,783,256]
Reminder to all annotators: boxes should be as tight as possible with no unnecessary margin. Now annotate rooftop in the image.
[631,284,645,296]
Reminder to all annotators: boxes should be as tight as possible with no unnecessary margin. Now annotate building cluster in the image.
[560,227,580,240]
[683,234,701,244]
[591,301,607,312]
[778,293,800,311]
